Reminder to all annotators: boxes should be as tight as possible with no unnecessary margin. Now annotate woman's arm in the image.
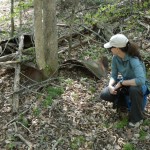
[130,58,146,85]
[114,79,136,90]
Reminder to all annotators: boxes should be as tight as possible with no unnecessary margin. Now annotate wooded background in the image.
[0,0,150,150]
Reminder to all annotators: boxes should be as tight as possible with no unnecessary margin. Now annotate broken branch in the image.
[14,134,33,150]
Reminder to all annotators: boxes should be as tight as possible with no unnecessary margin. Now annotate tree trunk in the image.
[68,0,79,59]
[34,0,58,78]
[10,0,14,37]
[19,0,23,32]
[43,0,58,77]
[34,0,45,70]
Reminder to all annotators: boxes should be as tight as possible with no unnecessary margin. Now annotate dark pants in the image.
[100,86,144,123]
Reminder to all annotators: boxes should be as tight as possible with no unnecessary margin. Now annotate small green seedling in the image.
[43,87,64,107]
[123,143,135,150]
[115,117,128,129]
[71,135,85,150]
[139,129,147,140]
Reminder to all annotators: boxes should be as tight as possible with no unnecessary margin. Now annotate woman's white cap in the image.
[104,34,129,48]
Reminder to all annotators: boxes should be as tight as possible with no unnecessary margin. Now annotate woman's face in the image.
[110,47,126,58]
[110,47,118,55]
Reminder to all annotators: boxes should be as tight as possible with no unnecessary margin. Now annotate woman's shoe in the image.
[128,120,143,128]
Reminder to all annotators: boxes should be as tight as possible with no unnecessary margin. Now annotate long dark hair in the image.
[120,42,142,60]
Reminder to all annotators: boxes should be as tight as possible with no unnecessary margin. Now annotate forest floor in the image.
[0,65,150,150]
[0,1,150,150]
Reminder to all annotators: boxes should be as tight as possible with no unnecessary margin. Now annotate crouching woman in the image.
[100,34,149,128]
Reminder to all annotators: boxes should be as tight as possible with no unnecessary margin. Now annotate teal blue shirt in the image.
[111,54,146,86]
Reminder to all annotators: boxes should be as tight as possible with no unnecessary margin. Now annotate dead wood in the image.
[3,107,31,129]
[58,29,87,43]
[0,53,17,62]
[58,39,90,54]
[81,24,108,42]
[139,12,150,21]
[52,137,63,150]
[60,58,107,79]
[0,34,34,56]
[137,20,150,34]
[16,121,33,135]
[14,134,33,150]
[57,23,69,27]
[0,60,19,65]
[8,77,58,96]
[12,35,24,113]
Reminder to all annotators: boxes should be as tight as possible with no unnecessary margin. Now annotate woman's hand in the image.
[114,82,122,90]
[108,85,117,95]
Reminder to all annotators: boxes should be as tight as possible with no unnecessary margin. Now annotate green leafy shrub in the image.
[143,119,150,126]
[115,117,128,129]
[43,87,64,107]
[139,129,147,140]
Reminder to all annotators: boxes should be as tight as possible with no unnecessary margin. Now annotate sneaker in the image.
[128,120,143,128]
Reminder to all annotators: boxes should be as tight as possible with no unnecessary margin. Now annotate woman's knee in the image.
[100,87,108,99]
[100,87,115,102]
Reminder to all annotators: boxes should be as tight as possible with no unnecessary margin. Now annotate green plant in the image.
[18,114,29,127]
[43,96,53,107]
[43,87,64,107]
[139,129,147,140]
[143,119,150,126]
[7,143,15,150]
[103,122,110,128]
[6,136,16,150]
[79,44,102,60]
[47,87,64,98]
[33,107,41,116]
[65,78,74,85]
[115,117,128,129]
[71,135,85,150]
[123,143,135,150]
[89,86,96,93]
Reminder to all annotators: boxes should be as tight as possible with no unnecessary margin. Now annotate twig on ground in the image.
[14,134,33,150]
[52,137,63,150]
[3,107,31,129]
[16,121,33,135]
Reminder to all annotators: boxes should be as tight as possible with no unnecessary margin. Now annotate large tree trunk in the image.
[43,0,58,76]
[34,0,58,78]
[34,0,45,70]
